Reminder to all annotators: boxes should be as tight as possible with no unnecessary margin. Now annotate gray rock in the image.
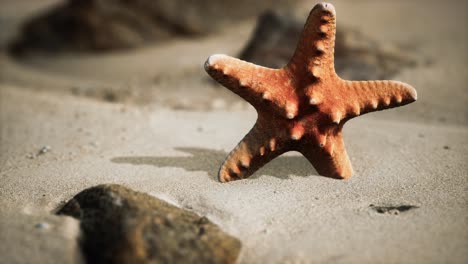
[10,0,297,54]
[239,11,421,80]
[58,184,241,264]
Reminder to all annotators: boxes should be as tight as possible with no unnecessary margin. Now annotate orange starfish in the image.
[204,2,417,182]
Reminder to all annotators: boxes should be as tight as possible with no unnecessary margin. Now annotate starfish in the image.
[204,2,417,182]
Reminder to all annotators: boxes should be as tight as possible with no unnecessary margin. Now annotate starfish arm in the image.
[204,54,275,103]
[333,80,417,121]
[298,132,353,179]
[218,120,288,182]
[287,3,337,78]
[205,54,300,118]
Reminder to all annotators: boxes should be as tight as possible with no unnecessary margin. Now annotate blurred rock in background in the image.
[239,11,422,80]
[9,0,297,54]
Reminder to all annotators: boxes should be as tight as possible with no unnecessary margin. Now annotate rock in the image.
[38,145,51,155]
[10,0,297,54]
[239,11,421,80]
[34,222,51,230]
[57,184,241,264]
[239,11,303,70]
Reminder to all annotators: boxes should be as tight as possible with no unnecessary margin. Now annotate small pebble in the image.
[35,222,50,230]
[38,146,51,155]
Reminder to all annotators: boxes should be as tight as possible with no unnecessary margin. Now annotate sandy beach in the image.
[1,1,467,263]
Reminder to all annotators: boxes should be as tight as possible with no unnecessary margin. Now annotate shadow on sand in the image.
[111,147,319,181]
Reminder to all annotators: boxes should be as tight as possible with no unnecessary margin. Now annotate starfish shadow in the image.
[111,147,319,181]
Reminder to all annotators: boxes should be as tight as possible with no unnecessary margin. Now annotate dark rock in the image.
[10,0,297,55]
[239,11,304,70]
[57,184,241,264]
[239,11,421,80]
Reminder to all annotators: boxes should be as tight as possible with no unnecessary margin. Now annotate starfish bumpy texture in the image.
[204,3,417,182]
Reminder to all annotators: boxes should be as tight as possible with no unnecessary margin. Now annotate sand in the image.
[1,0,467,263]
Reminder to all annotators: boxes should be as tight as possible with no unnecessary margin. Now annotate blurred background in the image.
[1,0,466,125]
